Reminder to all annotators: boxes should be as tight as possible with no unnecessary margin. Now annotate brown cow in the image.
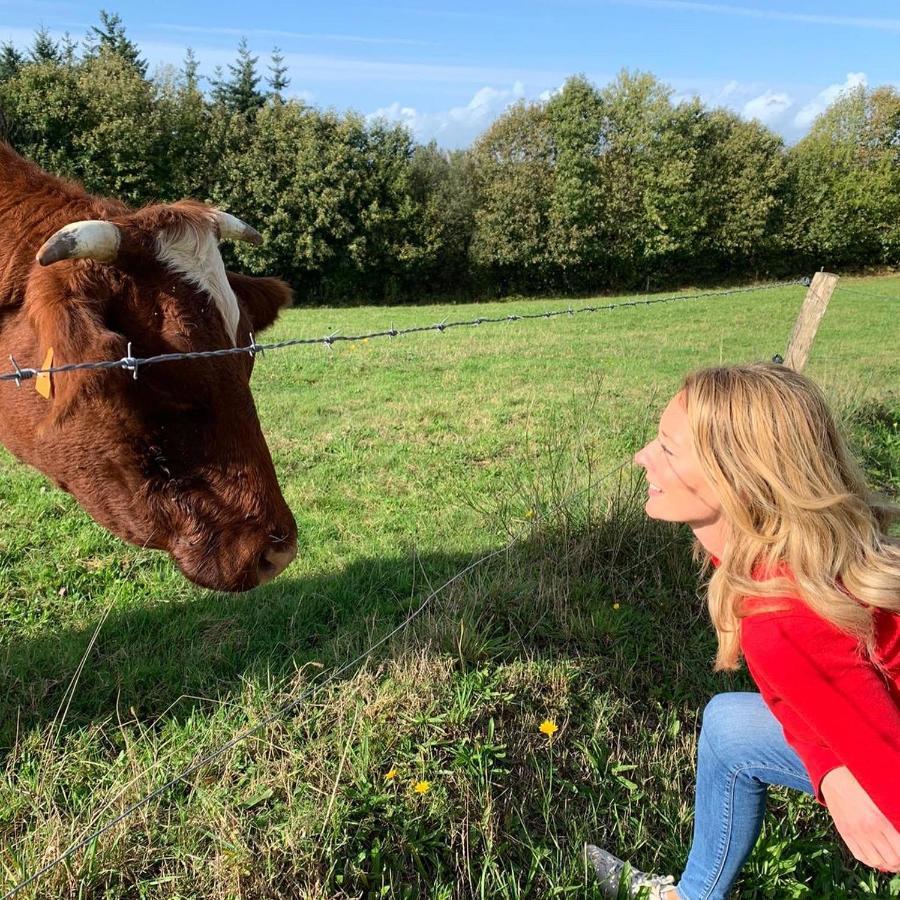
[0,141,298,591]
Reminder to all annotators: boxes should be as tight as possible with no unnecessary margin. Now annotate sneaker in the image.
[585,844,677,899]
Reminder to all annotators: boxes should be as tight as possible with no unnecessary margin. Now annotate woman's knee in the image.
[699,692,768,764]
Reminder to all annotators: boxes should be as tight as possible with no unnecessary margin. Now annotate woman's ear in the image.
[227,272,293,335]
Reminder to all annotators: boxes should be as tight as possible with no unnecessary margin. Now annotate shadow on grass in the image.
[5,387,897,754]
[0,467,720,750]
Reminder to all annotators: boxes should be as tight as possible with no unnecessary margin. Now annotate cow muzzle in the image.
[171,529,298,593]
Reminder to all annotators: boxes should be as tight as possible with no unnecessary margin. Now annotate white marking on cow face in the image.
[155,224,240,345]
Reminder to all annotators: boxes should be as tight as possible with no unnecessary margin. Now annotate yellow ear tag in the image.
[36,347,53,400]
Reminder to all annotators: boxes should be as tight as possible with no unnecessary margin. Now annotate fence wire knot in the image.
[121,343,140,380]
[8,355,29,387]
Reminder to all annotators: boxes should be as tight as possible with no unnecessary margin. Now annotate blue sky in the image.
[3,1,898,148]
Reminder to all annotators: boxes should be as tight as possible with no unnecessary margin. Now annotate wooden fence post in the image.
[783,271,839,372]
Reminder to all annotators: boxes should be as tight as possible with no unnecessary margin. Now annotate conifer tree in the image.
[85,10,147,76]
[267,46,290,101]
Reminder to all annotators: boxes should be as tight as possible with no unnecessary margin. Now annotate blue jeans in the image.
[676,692,815,900]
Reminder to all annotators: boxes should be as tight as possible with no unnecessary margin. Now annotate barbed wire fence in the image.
[1,279,808,387]
[3,272,896,897]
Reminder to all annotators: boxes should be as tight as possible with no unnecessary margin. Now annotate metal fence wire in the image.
[1,278,809,387]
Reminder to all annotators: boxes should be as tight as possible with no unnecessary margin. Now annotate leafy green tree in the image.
[217,103,427,300]
[0,60,86,174]
[784,85,900,267]
[693,110,786,274]
[408,142,479,294]
[592,70,692,283]
[544,75,607,286]
[470,100,555,291]
[152,62,215,201]
[71,51,160,204]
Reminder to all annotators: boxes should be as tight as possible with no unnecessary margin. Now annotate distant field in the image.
[0,275,898,898]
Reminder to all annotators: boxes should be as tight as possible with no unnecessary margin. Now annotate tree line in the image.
[1,13,898,303]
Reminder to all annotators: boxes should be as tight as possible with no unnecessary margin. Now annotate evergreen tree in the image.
[0,42,23,82]
[30,27,61,64]
[210,65,227,106]
[85,10,146,76]
[60,32,79,66]
[214,38,264,115]
[267,46,290,100]
[182,47,200,91]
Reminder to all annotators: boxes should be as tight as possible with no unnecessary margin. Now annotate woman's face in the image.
[633,391,723,529]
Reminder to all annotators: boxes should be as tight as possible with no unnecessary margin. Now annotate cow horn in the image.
[36,221,121,266]
[214,211,262,246]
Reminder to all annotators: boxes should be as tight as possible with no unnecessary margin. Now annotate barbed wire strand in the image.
[0,278,808,387]
[835,284,900,303]
[4,455,687,899]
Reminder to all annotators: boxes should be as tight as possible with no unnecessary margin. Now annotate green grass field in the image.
[0,275,898,898]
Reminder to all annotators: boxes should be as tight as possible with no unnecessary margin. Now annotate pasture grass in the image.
[0,275,898,898]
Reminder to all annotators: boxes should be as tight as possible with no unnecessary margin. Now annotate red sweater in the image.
[730,565,900,830]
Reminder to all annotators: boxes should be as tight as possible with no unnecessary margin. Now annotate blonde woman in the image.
[587,363,900,899]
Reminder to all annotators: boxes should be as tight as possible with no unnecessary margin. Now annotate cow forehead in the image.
[154,223,240,345]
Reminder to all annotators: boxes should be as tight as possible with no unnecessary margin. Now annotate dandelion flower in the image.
[612,602,621,610]
[384,768,397,781]
[539,720,558,738]
[413,780,431,794]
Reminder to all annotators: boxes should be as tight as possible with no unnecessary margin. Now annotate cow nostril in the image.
[256,540,297,585]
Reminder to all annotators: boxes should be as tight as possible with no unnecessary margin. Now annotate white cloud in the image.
[368,101,419,126]
[538,84,563,102]
[720,79,740,98]
[793,72,868,128]
[742,90,793,125]
[367,82,528,147]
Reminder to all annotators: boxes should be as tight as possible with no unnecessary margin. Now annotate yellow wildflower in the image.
[525,509,535,519]
[384,768,397,781]
[413,780,431,794]
[613,602,621,610]
[539,720,559,738]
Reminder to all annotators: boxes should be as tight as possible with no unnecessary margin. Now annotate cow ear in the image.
[26,289,127,426]
[227,273,293,334]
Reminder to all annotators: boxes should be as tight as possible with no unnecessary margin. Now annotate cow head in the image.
[24,201,297,592]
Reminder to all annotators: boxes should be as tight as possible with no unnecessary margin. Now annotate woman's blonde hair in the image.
[681,362,900,671]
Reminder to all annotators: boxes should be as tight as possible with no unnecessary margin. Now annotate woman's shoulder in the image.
[739,592,810,620]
